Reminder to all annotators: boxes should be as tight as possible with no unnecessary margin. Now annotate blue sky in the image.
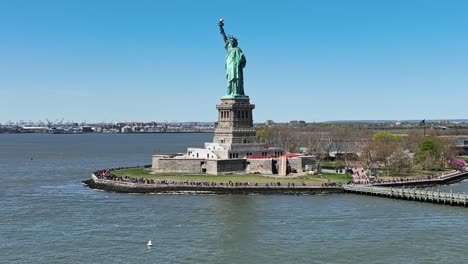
[1,0,467,123]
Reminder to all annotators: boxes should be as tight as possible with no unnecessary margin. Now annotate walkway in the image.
[344,185,468,207]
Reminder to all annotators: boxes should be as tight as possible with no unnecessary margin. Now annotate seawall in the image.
[83,176,344,195]
[84,170,468,195]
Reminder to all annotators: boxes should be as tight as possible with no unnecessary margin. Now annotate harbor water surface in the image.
[1,133,467,264]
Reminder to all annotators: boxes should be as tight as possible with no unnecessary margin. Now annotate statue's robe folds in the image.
[225,47,246,96]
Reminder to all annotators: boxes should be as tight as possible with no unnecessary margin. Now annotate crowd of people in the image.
[93,168,340,188]
[351,171,464,186]
[345,161,468,186]
[94,168,161,184]
[321,182,342,187]
[94,165,465,190]
[351,167,369,184]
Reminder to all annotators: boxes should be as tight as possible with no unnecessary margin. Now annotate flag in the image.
[419,119,426,126]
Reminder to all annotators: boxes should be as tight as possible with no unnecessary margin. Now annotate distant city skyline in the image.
[1,0,467,123]
[3,118,468,126]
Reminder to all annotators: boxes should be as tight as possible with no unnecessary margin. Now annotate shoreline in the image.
[83,170,468,195]
[83,175,344,195]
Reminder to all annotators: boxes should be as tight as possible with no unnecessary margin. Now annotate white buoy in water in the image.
[147,240,153,247]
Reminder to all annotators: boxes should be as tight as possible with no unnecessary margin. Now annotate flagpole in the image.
[420,119,426,136]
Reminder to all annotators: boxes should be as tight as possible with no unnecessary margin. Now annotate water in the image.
[1,134,467,264]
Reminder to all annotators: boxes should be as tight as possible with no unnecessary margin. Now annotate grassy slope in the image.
[112,168,352,185]
[379,167,454,180]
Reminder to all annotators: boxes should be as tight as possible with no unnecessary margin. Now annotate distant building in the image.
[289,120,306,126]
[455,138,468,155]
[121,126,132,133]
[81,126,93,133]
[265,120,274,126]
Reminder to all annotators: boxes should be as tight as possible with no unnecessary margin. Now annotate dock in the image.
[344,185,468,207]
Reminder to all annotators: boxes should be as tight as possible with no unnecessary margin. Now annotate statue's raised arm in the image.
[219,19,227,43]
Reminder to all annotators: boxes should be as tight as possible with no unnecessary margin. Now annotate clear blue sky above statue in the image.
[0,0,467,123]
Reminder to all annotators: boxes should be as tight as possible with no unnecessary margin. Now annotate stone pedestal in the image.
[213,98,258,145]
[152,95,294,175]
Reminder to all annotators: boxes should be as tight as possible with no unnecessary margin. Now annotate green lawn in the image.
[321,161,345,168]
[112,168,352,185]
[378,167,455,180]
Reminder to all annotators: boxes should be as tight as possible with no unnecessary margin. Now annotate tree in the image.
[415,137,457,170]
[372,131,402,143]
[415,139,440,171]
[402,131,424,153]
[256,128,268,143]
[371,132,402,166]
[433,137,457,166]
[387,148,414,173]
[259,127,301,153]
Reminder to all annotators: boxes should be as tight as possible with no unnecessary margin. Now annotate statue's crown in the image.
[228,35,238,42]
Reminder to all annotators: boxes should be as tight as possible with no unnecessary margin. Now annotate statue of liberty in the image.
[219,19,247,98]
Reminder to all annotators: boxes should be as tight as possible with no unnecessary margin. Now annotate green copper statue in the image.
[219,19,248,98]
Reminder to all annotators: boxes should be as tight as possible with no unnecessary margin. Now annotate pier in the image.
[344,185,468,207]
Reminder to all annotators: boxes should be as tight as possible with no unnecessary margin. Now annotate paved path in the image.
[344,185,468,207]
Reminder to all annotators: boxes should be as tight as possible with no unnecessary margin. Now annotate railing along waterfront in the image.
[91,174,340,189]
[372,171,466,186]
[344,185,468,207]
